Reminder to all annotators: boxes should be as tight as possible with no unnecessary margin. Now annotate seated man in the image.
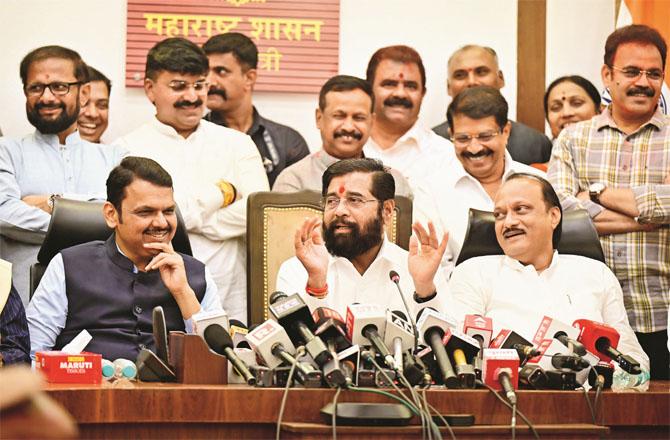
[276,158,448,317]
[447,173,649,375]
[274,75,412,198]
[0,259,30,365]
[27,157,222,361]
[427,86,543,276]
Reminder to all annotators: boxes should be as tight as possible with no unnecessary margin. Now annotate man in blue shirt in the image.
[0,45,126,302]
[27,157,222,361]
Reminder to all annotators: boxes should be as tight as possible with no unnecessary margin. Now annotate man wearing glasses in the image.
[0,45,125,302]
[114,38,269,323]
[423,86,542,277]
[276,158,449,317]
[548,24,670,380]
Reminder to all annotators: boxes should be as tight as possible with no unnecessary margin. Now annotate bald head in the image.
[447,45,505,97]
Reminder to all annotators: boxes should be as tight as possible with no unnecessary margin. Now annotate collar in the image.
[150,115,203,140]
[105,233,136,272]
[595,105,666,132]
[369,120,427,152]
[34,129,82,148]
[502,250,560,275]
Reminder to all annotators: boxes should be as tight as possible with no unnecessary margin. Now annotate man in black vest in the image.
[27,157,222,361]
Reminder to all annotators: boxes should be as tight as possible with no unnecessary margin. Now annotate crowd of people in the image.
[0,24,667,383]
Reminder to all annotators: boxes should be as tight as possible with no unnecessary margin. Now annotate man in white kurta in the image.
[276,158,449,319]
[447,173,649,378]
[113,38,269,323]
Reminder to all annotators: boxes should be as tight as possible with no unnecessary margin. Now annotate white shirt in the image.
[447,252,649,372]
[363,121,457,190]
[276,238,449,320]
[426,152,544,277]
[113,118,270,323]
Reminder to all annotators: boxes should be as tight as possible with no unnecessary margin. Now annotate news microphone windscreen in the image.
[389,270,400,283]
[269,291,288,305]
[392,310,408,321]
[312,307,345,327]
[204,324,234,351]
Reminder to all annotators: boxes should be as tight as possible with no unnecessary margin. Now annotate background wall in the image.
[1,0,614,147]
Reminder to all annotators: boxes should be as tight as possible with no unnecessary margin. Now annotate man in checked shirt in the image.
[548,24,669,380]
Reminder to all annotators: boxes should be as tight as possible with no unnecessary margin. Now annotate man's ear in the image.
[103,201,120,229]
[315,108,323,130]
[78,82,91,107]
[144,78,155,104]
[549,206,561,230]
[601,64,613,90]
[245,68,257,91]
[382,199,395,225]
[498,69,505,88]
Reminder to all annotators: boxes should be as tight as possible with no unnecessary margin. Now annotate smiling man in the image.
[424,86,542,276]
[447,173,649,385]
[548,24,670,379]
[27,157,222,360]
[78,65,111,143]
[114,38,269,323]
[276,158,448,317]
[0,46,125,302]
[362,45,455,190]
[273,75,411,197]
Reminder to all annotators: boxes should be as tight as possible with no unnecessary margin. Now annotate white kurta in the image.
[114,118,270,323]
[276,238,450,321]
[447,252,649,372]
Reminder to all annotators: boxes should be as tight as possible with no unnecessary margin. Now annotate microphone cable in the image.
[331,386,342,440]
[476,379,539,440]
[420,385,457,440]
[275,346,305,440]
[580,385,597,426]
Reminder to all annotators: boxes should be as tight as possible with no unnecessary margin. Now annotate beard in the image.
[27,101,79,135]
[324,207,384,259]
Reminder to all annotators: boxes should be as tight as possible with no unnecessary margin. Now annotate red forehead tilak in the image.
[338,185,345,195]
[398,72,404,79]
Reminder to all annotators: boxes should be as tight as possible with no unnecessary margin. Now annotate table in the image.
[45,381,670,439]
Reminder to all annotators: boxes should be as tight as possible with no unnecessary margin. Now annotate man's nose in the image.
[153,212,169,228]
[83,101,98,118]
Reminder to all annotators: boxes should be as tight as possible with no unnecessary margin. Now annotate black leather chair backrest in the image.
[455,208,605,266]
[30,198,192,296]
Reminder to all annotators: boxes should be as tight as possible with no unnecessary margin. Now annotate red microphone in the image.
[572,319,641,374]
[482,348,519,404]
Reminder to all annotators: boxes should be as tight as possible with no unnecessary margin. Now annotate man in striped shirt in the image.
[548,24,669,379]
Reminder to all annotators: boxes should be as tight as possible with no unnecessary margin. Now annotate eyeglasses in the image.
[322,195,379,211]
[452,130,500,146]
[167,79,209,93]
[24,81,80,97]
[609,65,664,82]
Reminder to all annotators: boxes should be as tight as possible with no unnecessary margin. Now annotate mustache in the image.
[35,102,65,111]
[207,88,227,100]
[383,96,413,108]
[144,226,172,234]
[334,129,363,140]
[627,86,655,97]
[461,148,493,159]
[174,99,203,109]
[503,227,525,238]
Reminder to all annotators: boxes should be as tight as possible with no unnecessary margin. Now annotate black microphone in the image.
[389,270,419,350]
[553,330,587,356]
[345,304,395,369]
[203,324,256,386]
[229,319,251,349]
[269,291,332,366]
[416,308,460,388]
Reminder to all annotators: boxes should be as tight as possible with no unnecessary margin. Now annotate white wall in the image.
[0,0,615,144]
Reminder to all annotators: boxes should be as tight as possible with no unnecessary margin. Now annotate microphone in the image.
[152,306,170,366]
[573,319,642,374]
[415,308,460,388]
[246,320,322,386]
[346,304,394,369]
[533,315,586,355]
[312,307,351,352]
[443,328,480,388]
[383,310,415,373]
[490,329,540,364]
[229,319,250,349]
[519,364,548,389]
[203,324,256,386]
[482,349,519,405]
[388,270,420,349]
[588,362,614,389]
[527,338,591,382]
[463,315,492,380]
[269,292,332,367]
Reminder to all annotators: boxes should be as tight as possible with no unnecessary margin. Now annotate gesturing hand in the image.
[294,217,329,289]
[408,221,448,297]
[144,242,191,297]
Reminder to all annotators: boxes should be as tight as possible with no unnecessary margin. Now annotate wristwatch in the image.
[589,183,606,204]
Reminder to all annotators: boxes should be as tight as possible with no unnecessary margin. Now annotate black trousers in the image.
[635,330,670,380]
